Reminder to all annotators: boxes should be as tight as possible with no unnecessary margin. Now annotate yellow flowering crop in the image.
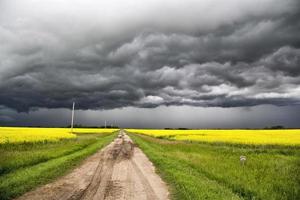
[73,128,119,134]
[127,129,300,146]
[0,127,118,144]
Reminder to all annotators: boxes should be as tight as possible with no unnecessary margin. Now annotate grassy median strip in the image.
[129,133,300,200]
[0,132,116,200]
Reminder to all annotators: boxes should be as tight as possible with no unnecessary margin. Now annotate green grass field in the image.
[128,133,300,200]
[0,131,116,200]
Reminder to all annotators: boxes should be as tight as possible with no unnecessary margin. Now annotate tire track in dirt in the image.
[16,130,169,200]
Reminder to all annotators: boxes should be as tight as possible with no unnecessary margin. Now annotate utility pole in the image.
[105,120,106,128]
[71,102,75,133]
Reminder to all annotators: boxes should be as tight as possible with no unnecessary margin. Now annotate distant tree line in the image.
[66,124,119,129]
[264,125,285,129]
[164,125,287,130]
[164,128,190,130]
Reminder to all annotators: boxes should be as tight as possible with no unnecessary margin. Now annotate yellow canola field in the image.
[72,128,118,134]
[0,127,118,144]
[127,129,300,146]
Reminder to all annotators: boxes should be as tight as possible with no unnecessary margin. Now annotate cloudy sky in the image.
[0,0,300,128]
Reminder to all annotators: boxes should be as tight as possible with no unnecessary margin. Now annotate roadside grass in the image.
[0,132,116,200]
[129,133,300,200]
[0,135,96,175]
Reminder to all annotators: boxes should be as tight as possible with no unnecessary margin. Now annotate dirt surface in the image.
[16,130,169,200]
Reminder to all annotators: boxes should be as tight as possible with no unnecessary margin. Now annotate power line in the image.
[71,102,75,133]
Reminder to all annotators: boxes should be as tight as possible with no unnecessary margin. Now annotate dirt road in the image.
[17,130,169,200]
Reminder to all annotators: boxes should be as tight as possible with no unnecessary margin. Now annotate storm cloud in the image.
[0,0,300,113]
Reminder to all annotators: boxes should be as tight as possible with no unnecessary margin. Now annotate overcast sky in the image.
[0,0,299,128]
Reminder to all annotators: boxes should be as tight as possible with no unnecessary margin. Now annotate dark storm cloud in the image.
[0,0,300,112]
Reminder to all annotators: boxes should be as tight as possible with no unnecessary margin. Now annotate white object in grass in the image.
[240,155,246,165]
